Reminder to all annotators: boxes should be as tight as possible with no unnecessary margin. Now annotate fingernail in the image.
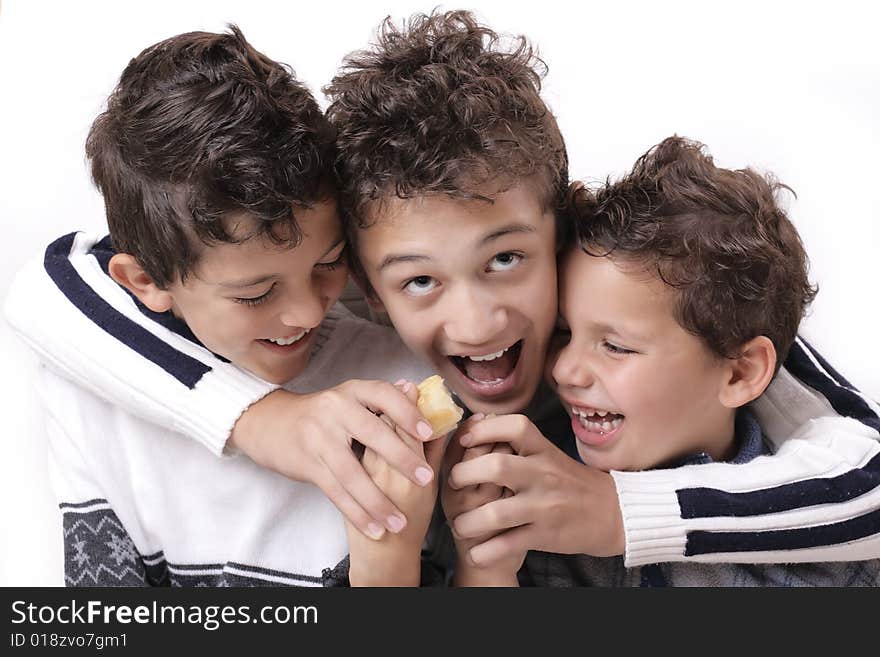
[471,413,485,421]
[394,379,407,386]
[387,514,406,533]
[468,547,483,567]
[417,421,434,439]
[415,466,433,486]
[459,433,472,447]
[366,523,385,540]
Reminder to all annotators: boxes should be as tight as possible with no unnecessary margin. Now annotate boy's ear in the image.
[718,336,777,409]
[108,254,174,313]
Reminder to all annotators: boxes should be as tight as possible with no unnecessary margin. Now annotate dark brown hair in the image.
[87,25,335,288]
[323,10,568,255]
[571,136,817,368]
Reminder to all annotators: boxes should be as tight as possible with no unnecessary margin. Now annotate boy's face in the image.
[166,201,348,384]
[357,183,558,414]
[548,248,735,471]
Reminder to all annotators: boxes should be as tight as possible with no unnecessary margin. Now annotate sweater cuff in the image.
[611,469,689,567]
[174,366,279,457]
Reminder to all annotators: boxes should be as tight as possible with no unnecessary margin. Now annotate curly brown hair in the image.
[323,9,568,251]
[571,136,818,368]
[87,25,336,288]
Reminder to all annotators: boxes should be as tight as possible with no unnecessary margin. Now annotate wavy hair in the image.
[570,136,817,367]
[324,10,568,246]
[87,25,335,287]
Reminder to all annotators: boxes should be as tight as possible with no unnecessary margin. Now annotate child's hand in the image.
[229,379,437,540]
[345,383,446,586]
[446,414,625,568]
[441,415,523,586]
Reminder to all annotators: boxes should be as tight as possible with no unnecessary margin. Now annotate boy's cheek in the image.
[381,305,436,361]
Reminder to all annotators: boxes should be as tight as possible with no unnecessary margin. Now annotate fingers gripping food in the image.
[416,375,464,437]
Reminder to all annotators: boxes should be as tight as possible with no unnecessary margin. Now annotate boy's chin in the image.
[242,360,308,385]
[575,445,617,472]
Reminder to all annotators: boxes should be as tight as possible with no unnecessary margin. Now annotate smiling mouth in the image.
[257,329,312,352]
[449,340,523,384]
[570,405,625,435]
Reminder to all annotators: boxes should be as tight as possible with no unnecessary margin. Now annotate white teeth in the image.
[571,403,624,431]
[576,415,623,434]
[467,346,511,362]
[268,329,310,346]
[572,406,616,420]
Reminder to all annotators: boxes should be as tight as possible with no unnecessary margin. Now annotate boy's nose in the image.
[442,285,507,346]
[552,343,594,389]
[278,287,326,330]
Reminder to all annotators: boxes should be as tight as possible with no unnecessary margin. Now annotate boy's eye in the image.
[315,245,348,272]
[603,340,635,355]
[403,275,438,297]
[487,252,523,272]
[234,282,278,307]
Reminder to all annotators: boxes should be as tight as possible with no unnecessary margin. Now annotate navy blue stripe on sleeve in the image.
[785,337,880,433]
[44,233,211,389]
[685,507,880,556]
[678,452,880,519]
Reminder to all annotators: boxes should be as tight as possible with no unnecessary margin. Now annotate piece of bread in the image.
[416,375,464,437]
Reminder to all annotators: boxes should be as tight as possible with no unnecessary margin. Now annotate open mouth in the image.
[569,405,625,447]
[571,407,624,434]
[447,340,523,398]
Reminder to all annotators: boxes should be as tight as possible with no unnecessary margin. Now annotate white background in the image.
[1,0,877,585]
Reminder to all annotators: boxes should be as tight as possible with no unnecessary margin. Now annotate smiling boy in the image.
[351,185,558,415]
[110,202,347,386]
[323,10,567,417]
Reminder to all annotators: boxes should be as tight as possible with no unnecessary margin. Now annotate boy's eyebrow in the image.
[378,254,431,272]
[594,320,652,343]
[479,223,537,245]
[218,238,346,288]
[217,274,277,289]
[377,224,536,272]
